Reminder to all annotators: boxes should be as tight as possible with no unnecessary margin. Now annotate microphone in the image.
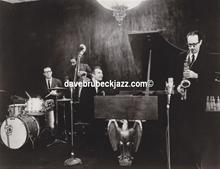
[165,77,174,107]
[166,78,174,95]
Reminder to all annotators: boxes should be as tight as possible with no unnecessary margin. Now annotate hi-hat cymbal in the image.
[74,122,90,126]
[57,98,71,102]
[49,87,67,90]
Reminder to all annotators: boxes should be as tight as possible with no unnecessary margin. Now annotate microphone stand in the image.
[165,78,174,169]
[64,45,86,166]
[64,87,82,166]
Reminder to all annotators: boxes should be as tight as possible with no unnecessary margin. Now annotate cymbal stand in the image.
[64,87,82,166]
[61,101,68,141]
[47,95,66,147]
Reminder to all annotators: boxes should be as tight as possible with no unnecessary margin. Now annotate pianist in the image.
[79,66,104,123]
[78,66,105,149]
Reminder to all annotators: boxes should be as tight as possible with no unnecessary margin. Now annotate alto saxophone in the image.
[179,57,191,100]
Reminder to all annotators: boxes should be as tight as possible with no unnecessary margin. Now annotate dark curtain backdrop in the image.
[0,0,219,95]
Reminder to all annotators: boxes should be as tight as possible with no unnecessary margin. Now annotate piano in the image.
[95,30,183,120]
[94,31,220,169]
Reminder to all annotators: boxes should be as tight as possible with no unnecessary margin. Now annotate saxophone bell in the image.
[180,79,191,89]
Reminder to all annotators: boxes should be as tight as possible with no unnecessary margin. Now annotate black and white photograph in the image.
[0,0,220,169]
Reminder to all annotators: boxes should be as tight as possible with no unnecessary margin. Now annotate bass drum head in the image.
[0,117,27,149]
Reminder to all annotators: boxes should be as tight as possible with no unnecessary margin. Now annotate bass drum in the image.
[0,115,40,149]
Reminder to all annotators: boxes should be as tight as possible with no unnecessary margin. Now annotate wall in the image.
[0,0,219,94]
[0,0,220,167]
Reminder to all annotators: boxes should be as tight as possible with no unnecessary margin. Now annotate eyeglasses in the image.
[187,41,200,47]
[44,71,52,73]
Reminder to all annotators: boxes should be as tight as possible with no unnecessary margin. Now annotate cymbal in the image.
[0,90,6,93]
[49,87,67,90]
[74,122,90,126]
[57,98,71,102]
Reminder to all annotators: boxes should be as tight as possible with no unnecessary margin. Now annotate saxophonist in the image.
[174,31,211,168]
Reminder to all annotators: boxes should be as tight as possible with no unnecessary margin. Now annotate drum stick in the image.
[25,91,31,99]
[45,93,51,98]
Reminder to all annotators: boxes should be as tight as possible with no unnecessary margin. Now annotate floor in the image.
[0,125,198,169]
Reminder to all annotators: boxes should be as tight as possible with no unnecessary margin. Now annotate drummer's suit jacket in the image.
[40,77,63,99]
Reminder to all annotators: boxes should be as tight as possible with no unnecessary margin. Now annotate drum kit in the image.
[1,86,82,165]
[0,88,66,150]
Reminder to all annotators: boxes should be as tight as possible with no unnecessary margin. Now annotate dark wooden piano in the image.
[94,30,183,168]
[95,30,182,120]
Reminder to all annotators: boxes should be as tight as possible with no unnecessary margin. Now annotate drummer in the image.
[41,67,63,130]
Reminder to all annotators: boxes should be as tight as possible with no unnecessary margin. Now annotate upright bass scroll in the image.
[73,44,87,83]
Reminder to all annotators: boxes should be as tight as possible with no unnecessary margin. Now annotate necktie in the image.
[191,54,195,64]
[189,54,195,68]
[47,80,51,89]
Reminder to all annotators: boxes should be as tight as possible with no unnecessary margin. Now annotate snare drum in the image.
[0,115,40,149]
[25,98,45,116]
[8,104,26,117]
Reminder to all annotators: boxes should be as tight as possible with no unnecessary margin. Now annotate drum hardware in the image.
[46,95,68,147]
[49,87,67,90]
[57,97,71,102]
[5,117,10,148]
[45,88,69,147]
[45,87,67,98]
[57,97,72,142]
[10,95,26,104]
